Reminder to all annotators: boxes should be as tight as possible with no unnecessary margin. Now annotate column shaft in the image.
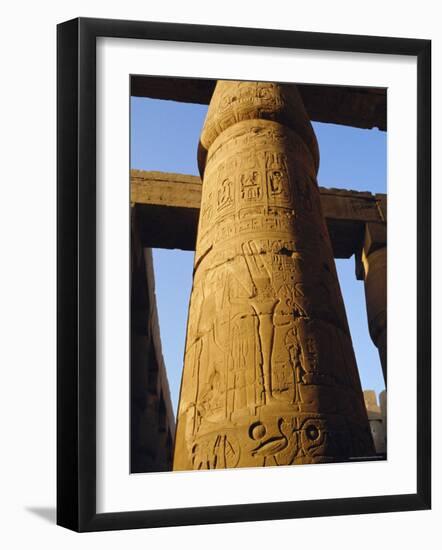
[173,81,374,470]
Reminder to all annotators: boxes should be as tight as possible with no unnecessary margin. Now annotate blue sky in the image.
[131,94,387,415]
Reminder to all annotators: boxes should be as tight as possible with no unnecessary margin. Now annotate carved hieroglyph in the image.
[173,81,375,470]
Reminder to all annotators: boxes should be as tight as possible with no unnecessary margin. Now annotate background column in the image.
[361,222,387,382]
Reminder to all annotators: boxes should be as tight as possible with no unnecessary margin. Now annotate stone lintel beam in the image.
[131,76,386,131]
[131,170,386,259]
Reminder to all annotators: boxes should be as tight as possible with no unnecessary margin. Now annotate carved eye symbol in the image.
[306,425,320,441]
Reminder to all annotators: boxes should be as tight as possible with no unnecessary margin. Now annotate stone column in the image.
[130,210,176,473]
[361,222,387,383]
[173,81,374,470]
[363,390,386,454]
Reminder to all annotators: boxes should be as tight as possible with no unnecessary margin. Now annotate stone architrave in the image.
[173,81,375,470]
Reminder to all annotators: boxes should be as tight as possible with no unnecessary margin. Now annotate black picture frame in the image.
[57,17,431,532]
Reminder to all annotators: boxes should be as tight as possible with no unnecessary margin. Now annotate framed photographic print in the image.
[57,17,431,531]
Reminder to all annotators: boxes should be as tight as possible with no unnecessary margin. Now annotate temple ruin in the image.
[130,78,387,472]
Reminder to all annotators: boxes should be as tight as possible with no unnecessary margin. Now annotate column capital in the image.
[197,80,319,177]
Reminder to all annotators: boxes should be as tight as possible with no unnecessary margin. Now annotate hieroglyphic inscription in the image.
[173,81,374,470]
